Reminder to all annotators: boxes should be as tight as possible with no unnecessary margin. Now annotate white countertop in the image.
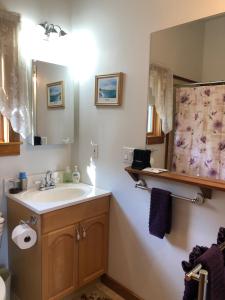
[8,183,111,214]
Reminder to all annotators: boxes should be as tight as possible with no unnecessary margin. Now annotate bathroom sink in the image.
[21,185,88,203]
[8,182,111,214]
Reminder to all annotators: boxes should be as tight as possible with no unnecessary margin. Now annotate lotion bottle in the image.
[72,165,80,184]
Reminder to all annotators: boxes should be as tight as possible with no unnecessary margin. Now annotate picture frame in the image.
[95,73,123,106]
[47,81,65,108]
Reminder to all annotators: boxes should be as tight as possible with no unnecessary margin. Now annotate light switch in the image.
[122,147,134,164]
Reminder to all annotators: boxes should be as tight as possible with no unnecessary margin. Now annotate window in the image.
[147,105,153,133]
[0,114,9,143]
[0,114,4,142]
[0,113,21,156]
[146,75,197,145]
[146,105,164,145]
[0,9,27,156]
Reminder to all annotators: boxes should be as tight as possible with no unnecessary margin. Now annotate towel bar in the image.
[185,266,208,300]
[135,180,205,205]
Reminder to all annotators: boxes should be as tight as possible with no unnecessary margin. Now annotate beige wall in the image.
[150,13,225,83]
[72,1,225,300]
[202,14,225,81]
[151,20,205,81]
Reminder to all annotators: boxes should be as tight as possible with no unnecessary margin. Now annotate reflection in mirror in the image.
[30,60,74,146]
[148,13,225,180]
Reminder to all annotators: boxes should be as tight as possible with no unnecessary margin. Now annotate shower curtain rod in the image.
[174,80,225,87]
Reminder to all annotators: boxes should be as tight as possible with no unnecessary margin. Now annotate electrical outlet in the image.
[41,136,48,145]
[91,143,98,159]
[122,147,134,164]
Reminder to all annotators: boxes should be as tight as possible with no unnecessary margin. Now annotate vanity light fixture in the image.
[39,22,67,39]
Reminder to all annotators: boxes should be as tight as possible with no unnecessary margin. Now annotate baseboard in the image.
[101,274,143,300]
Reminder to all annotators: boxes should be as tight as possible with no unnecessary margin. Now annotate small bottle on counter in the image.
[72,165,80,184]
[19,172,28,191]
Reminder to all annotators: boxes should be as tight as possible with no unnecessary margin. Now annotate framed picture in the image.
[95,73,123,106]
[47,81,64,108]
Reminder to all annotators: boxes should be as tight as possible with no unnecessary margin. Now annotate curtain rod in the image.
[174,80,225,88]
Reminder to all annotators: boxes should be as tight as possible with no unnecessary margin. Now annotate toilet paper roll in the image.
[12,224,37,250]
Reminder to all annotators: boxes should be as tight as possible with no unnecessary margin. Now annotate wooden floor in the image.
[64,281,125,300]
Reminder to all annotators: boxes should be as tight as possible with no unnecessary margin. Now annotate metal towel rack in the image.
[185,241,225,300]
[135,179,205,205]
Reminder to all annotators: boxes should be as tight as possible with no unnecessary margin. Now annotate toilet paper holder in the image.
[20,216,37,226]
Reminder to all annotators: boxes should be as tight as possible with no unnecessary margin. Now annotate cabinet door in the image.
[79,214,109,287]
[42,225,79,300]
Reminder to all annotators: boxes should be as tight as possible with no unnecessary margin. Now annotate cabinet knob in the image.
[76,228,81,241]
[81,226,86,239]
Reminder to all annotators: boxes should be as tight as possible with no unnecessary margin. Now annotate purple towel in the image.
[197,245,225,300]
[149,188,172,239]
[183,279,198,300]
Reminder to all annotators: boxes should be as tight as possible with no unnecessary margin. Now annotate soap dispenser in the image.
[72,165,80,184]
[63,166,72,183]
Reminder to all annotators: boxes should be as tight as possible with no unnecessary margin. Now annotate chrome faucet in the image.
[39,170,56,191]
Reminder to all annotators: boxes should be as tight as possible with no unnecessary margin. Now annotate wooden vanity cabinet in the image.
[8,196,110,300]
[79,214,108,287]
[42,224,79,300]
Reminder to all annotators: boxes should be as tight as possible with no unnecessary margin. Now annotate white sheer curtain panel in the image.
[0,9,30,139]
[149,64,173,134]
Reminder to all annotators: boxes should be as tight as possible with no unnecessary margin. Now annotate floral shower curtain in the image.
[0,9,30,139]
[172,85,225,180]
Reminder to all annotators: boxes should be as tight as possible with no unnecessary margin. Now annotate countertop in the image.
[8,183,111,214]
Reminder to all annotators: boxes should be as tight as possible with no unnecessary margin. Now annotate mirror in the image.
[148,13,225,181]
[30,60,74,145]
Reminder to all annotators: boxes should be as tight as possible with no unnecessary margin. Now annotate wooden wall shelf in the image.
[125,167,225,199]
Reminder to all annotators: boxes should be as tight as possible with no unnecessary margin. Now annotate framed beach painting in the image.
[95,73,123,106]
[47,81,65,108]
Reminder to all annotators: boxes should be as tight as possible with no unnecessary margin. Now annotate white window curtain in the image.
[149,64,173,134]
[0,9,31,139]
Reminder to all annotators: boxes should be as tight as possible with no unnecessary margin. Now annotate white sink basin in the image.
[22,186,87,203]
[8,183,111,214]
